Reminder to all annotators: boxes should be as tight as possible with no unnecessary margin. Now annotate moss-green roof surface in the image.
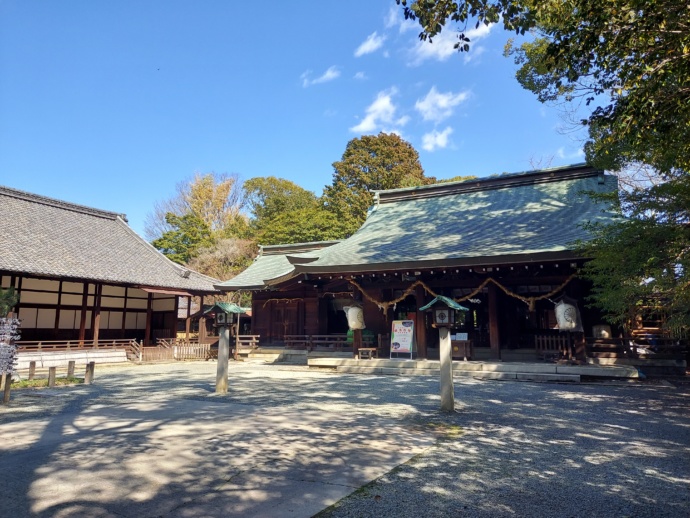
[216,241,339,291]
[293,165,618,273]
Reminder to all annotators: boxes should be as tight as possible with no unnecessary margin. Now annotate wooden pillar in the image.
[78,282,89,344]
[91,284,102,348]
[415,285,427,359]
[488,283,501,360]
[353,329,362,359]
[2,373,11,404]
[54,280,63,336]
[121,287,128,337]
[185,295,191,341]
[199,295,206,344]
[145,292,153,346]
[234,316,241,361]
[172,295,180,341]
[84,362,95,384]
[439,327,454,412]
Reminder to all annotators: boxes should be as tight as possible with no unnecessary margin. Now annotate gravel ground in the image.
[2,361,689,518]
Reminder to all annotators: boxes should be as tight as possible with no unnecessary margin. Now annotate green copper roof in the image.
[419,296,469,312]
[202,302,248,315]
[216,241,339,291]
[292,166,618,273]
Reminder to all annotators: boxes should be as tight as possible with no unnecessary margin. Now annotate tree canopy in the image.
[399,1,690,334]
[579,173,690,333]
[399,0,690,174]
[150,213,215,265]
[322,132,434,237]
[147,172,253,277]
[242,176,343,245]
[144,172,245,242]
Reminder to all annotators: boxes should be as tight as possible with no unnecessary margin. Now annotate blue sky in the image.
[0,1,588,237]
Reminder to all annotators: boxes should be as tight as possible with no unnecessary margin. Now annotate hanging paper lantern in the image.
[555,300,582,332]
[343,305,365,330]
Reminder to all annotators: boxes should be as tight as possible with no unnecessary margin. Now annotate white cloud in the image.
[350,87,408,133]
[415,86,470,123]
[410,23,493,65]
[354,31,386,57]
[301,66,341,87]
[422,127,454,151]
[385,5,416,33]
[384,6,399,29]
[556,147,585,160]
[463,45,486,64]
[354,71,367,80]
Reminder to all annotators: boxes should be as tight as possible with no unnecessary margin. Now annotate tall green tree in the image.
[399,0,690,174]
[242,176,342,244]
[151,213,215,265]
[579,173,690,333]
[257,207,343,245]
[145,172,246,242]
[187,238,258,281]
[398,1,690,334]
[244,176,319,222]
[322,132,433,237]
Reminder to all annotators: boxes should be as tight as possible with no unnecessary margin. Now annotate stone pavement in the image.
[1,361,688,518]
[0,362,434,517]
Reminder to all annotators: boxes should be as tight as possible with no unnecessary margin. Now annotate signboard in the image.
[390,320,415,359]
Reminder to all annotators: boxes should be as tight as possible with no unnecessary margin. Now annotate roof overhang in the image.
[140,287,194,297]
[291,251,583,275]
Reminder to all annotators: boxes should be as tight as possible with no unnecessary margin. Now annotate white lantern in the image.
[555,300,580,331]
[343,305,365,330]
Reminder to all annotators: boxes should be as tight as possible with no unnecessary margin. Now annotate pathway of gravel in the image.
[2,361,688,517]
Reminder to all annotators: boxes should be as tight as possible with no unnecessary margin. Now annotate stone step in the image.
[308,358,638,379]
[336,364,580,382]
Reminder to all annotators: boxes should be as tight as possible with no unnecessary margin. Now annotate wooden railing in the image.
[586,337,688,360]
[17,339,135,352]
[533,333,573,360]
[236,335,260,349]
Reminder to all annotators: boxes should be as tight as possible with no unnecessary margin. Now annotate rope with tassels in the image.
[348,274,577,312]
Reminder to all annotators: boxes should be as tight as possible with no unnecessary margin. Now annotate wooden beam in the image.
[92,283,102,348]
[78,282,88,344]
[145,292,153,346]
[415,284,427,359]
[185,295,191,341]
[199,295,206,343]
[53,280,62,334]
[488,283,501,360]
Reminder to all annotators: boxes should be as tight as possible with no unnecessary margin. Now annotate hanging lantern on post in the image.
[343,304,365,330]
[555,296,583,332]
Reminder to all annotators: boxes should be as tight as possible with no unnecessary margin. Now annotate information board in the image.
[390,320,415,359]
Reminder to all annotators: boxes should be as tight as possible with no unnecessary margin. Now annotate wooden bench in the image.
[358,347,378,359]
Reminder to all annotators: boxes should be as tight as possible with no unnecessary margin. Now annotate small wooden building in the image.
[0,185,220,345]
[218,164,619,360]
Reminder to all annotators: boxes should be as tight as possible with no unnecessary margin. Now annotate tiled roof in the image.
[0,185,220,293]
[291,165,619,273]
[216,241,339,291]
